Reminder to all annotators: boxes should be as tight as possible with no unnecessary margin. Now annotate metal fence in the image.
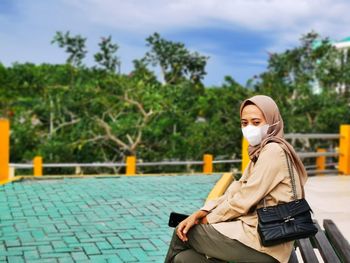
[10,133,340,176]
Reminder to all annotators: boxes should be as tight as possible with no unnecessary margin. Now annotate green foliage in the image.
[2,31,350,174]
[94,36,120,73]
[52,31,87,67]
[254,31,350,133]
[143,32,208,84]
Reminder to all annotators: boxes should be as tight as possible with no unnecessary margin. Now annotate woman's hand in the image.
[176,210,208,242]
[200,216,208,224]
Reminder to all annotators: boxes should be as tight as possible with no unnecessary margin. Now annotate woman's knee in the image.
[173,253,185,263]
[173,249,207,263]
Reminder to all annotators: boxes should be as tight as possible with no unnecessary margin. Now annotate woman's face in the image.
[241,104,267,128]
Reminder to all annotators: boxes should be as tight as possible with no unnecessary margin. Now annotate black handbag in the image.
[257,151,318,247]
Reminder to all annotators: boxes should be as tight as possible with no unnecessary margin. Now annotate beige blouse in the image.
[201,142,304,263]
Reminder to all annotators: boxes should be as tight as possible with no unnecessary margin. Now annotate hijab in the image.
[240,95,308,188]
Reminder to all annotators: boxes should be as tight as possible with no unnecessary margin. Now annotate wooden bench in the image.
[288,219,350,263]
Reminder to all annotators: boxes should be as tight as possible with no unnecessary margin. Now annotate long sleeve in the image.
[200,180,241,212]
[207,143,287,224]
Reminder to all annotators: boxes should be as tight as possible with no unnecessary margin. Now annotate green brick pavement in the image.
[0,175,220,262]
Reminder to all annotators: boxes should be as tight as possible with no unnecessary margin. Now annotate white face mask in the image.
[241,124,269,146]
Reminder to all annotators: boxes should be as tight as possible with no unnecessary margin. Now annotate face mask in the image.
[241,124,269,146]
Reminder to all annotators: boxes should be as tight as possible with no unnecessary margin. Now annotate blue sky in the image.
[1,0,349,86]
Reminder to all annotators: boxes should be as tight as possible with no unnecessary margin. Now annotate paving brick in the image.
[38,245,54,254]
[6,247,23,256]
[0,175,220,262]
[51,241,66,249]
[118,232,133,240]
[23,250,39,259]
[113,243,140,249]
[82,244,100,255]
[71,252,89,261]
[5,239,21,247]
[105,255,123,263]
[62,236,79,244]
[96,241,113,251]
[79,237,105,243]
[7,256,25,263]
[2,226,16,233]
[30,258,59,263]
[88,255,108,262]
[58,257,75,263]
[41,252,70,259]
[129,247,149,261]
[141,241,158,252]
[32,230,46,239]
[115,248,137,262]
[1,214,13,220]
[53,247,77,253]
[106,236,123,246]
[75,233,90,240]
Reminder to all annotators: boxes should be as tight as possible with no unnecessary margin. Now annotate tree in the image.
[254,31,350,134]
[51,31,87,67]
[5,30,350,175]
[94,36,120,73]
[143,32,208,84]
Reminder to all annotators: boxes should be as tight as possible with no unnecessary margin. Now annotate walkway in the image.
[305,175,350,241]
[0,175,221,263]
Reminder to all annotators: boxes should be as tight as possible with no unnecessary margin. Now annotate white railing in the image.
[10,133,340,175]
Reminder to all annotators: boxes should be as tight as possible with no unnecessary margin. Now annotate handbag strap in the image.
[262,150,298,209]
[284,150,298,201]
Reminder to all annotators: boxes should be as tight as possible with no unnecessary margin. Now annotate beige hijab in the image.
[240,95,308,188]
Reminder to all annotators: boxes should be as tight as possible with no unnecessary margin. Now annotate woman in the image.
[164,95,308,263]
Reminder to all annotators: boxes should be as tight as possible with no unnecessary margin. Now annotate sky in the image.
[1,0,350,86]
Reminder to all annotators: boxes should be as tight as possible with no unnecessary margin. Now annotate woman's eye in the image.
[253,122,260,126]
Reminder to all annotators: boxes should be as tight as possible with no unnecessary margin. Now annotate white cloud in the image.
[62,0,350,33]
[2,0,350,84]
[60,0,350,51]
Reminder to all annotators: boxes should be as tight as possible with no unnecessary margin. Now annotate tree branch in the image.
[126,134,134,145]
[52,118,80,134]
[70,134,105,147]
[123,92,153,118]
[131,130,143,151]
[96,118,129,150]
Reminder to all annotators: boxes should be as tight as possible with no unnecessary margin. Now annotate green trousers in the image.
[164,224,278,263]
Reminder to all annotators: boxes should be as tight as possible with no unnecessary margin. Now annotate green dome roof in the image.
[339,37,350,43]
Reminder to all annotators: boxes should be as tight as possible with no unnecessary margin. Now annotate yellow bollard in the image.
[126,156,136,175]
[241,138,249,173]
[339,125,350,175]
[0,119,10,182]
[316,148,326,176]
[203,154,213,174]
[33,156,43,176]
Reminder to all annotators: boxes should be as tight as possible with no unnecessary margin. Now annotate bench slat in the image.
[323,219,350,263]
[288,249,299,263]
[313,221,341,263]
[296,238,318,263]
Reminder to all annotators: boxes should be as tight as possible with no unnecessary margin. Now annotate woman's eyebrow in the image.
[241,117,262,121]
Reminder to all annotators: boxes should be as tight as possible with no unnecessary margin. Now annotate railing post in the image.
[33,156,43,176]
[316,148,326,176]
[126,156,136,175]
[203,154,213,174]
[339,124,350,175]
[9,167,15,180]
[0,119,10,183]
[242,138,249,173]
